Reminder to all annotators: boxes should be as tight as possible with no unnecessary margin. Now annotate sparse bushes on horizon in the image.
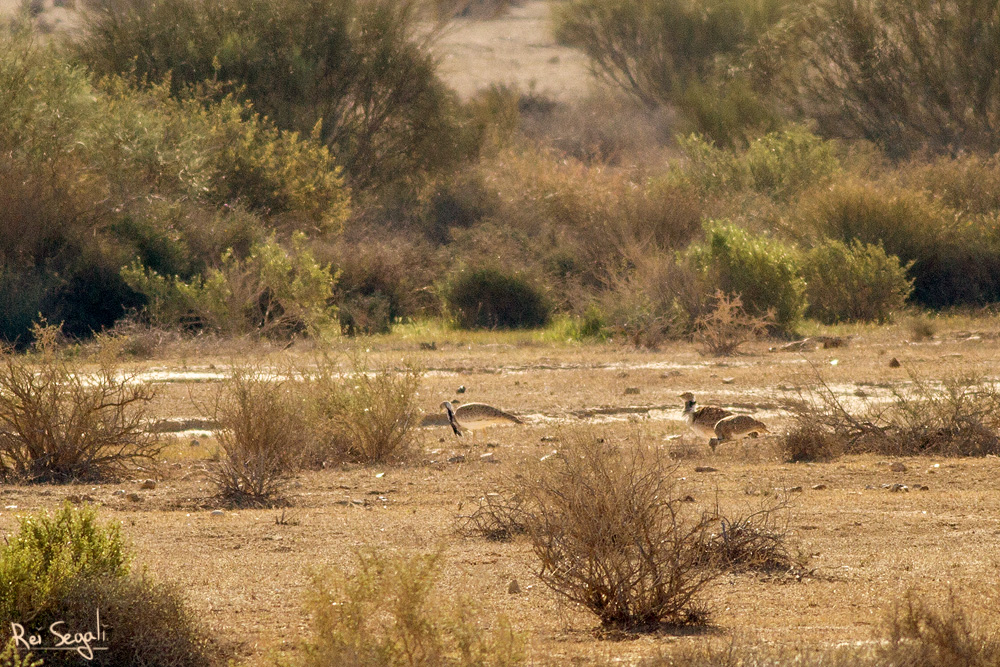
[74,0,472,194]
[775,0,1000,158]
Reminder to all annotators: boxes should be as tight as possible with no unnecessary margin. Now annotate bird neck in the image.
[683,400,696,413]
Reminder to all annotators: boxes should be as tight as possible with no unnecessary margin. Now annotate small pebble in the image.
[508,579,522,594]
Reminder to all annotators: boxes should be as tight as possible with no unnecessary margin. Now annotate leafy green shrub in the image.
[687,223,805,335]
[302,549,524,667]
[445,268,551,330]
[0,25,348,343]
[0,329,160,483]
[75,0,469,193]
[803,181,1000,308]
[123,234,336,338]
[521,430,717,630]
[777,0,1000,157]
[678,127,840,201]
[802,239,912,324]
[0,504,210,667]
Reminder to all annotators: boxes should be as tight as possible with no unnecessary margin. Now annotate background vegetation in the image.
[2,0,1000,346]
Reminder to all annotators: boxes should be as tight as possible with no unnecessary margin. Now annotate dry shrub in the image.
[520,430,718,631]
[600,252,703,349]
[210,363,305,506]
[301,549,525,667]
[0,325,160,483]
[880,593,1000,667]
[700,497,802,575]
[461,492,529,542]
[694,291,772,356]
[791,364,1000,457]
[905,312,937,341]
[780,421,844,463]
[519,89,676,165]
[300,355,422,465]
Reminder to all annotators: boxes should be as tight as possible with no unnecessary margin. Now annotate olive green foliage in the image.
[803,240,912,324]
[0,503,130,623]
[804,181,1000,308]
[0,504,210,667]
[687,224,805,335]
[0,25,348,343]
[75,0,469,192]
[777,0,1000,157]
[445,268,552,330]
[303,550,524,667]
[553,0,789,145]
[679,127,840,201]
[122,234,336,337]
[0,638,41,667]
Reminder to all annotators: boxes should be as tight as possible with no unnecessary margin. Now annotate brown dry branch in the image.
[0,338,159,483]
[694,291,773,356]
[520,430,718,631]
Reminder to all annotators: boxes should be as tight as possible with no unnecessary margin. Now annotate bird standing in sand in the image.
[441,401,522,439]
[709,414,769,452]
[680,392,733,444]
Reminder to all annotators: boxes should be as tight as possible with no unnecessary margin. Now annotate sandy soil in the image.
[3,319,1000,664]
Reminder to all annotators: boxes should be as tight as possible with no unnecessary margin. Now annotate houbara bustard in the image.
[441,401,522,439]
[680,392,733,443]
[679,392,769,452]
[709,414,769,452]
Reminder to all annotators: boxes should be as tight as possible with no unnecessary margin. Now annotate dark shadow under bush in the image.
[445,268,551,330]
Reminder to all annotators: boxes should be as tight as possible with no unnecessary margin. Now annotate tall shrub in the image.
[687,223,805,335]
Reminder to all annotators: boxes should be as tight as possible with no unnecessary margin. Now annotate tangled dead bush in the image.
[520,430,718,631]
[789,364,1000,457]
[461,492,529,542]
[0,325,160,483]
[210,363,305,506]
[694,291,772,356]
[700,497,803,575]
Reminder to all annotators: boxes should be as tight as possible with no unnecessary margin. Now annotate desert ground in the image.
[3,316,1000,664]
[3,1,1000,664]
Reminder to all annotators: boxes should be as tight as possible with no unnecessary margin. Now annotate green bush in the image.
[687,223,806,335]
[803,239,912,324]
[678,126,840,201]
[776,0,1000,157]
[552,0,790,145]
[0,504,210,666]
[302,549,524,667]
[0,25,348,343]
[803,181,1000,308]
[74,0,469,193]
[123,233,337,337]
[445,268,551,330]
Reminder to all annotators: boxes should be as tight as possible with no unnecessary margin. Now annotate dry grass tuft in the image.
[301,549,525,667]
[299,354,422,466]
[790,364,1000,457]
[210,363,305,506]
[519,430,718,631]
